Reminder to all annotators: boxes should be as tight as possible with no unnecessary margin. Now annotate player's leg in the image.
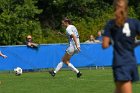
[48,46,68,77]
[54,61,64,74]
[49,46,82,77]
[53,46,73,73]
[62,53,82,78]
[113,64,139,93]
[48,53,72,77]
[49,61,64,77]
[114,81,132,93]
[62,53,78,73]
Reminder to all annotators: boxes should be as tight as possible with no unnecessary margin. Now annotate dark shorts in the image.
[112,64,139,82]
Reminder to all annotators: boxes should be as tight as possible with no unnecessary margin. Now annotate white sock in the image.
[54,62,63,73]
[68,63,79,73]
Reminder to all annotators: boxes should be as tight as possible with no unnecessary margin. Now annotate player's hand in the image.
[2,55,7,58]
[76,47,80,52]
[27,43,32,46]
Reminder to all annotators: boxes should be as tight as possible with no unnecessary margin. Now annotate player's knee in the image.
[62,59,67,63]
[62,58,66,63]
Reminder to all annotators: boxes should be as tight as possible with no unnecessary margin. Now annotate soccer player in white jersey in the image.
[49,18,82,78]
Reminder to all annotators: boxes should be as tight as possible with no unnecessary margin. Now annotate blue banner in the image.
[0,44,139,70]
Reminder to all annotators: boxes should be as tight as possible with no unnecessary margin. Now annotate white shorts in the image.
[66,46,79,55]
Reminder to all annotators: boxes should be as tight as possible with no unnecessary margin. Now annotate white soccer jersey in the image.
[66,25,80,47]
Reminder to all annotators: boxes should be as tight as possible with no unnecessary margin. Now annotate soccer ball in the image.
[14,67,22,76]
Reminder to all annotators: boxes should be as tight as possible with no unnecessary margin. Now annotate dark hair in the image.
[63,17,72,24]
[113,0,128,27]
[113,0,128,10]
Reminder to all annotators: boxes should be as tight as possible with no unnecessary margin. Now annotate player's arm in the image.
[71,34,80,51]
[0,51,7,58]
[31,42,39,48]
[102,20,112,49]
[67,28,80,51]
[102,36,110,49]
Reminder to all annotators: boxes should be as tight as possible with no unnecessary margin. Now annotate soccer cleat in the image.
[49,70,55,77]
[77,72,82,78]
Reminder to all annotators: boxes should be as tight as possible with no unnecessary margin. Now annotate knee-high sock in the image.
[54,62,63,73]
[68,63,79,73]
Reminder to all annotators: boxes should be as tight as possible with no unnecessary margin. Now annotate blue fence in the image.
[0,44,140,70]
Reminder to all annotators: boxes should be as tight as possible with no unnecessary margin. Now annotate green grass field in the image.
[0,68,140,93]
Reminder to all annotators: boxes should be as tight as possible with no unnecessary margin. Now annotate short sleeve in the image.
[103,20,112,38]
[66,28,73,36]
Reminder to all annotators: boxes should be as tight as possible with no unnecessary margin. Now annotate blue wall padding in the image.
[0,44,139,70]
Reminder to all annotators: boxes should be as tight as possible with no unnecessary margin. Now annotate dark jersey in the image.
[95,36,103,42]
[103,18,140,67]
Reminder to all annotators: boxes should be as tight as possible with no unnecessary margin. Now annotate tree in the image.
[0,0,42,45]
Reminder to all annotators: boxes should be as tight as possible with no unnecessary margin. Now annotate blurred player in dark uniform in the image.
[102,0,140,93]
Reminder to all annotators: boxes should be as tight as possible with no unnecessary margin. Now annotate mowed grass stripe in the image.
[0,68,139,93]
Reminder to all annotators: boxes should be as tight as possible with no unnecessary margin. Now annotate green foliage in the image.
[0,0,42,45]
[38,0,114,43]
[39,0,139,43]
[129,7,138,18]
[0,0,139,44]
[40,28,67,44]
[136,3,140,19]
[60,0,114,42]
